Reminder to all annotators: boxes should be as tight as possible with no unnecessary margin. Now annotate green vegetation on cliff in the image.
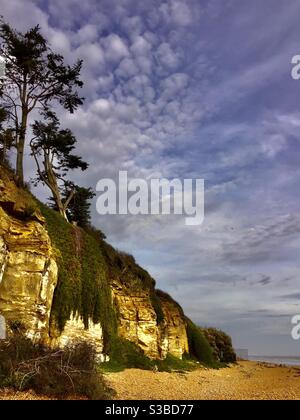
[186,318,215,366]
[99,242,155,290]
[101,337,198,373]
[38,202,117,351]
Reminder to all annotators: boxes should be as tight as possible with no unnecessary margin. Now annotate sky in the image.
[1,0,300,355]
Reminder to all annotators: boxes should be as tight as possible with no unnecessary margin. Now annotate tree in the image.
[30,112,88,220]
[0,106,14,165]
[48,184,95,227]
[0,19,84,185]
[63,184,95,228]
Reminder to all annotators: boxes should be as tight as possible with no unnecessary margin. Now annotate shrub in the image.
[102,343,199,373]
[150,292,165,325]
[22,204,38,220]
[105,337,153,371]
[202,328,237,363]
[99,241,156,291]
[0,337,112,400]
[185,318,215,366]
[156,353,197,372]
[0,156,13,172]
[8,320,27,335]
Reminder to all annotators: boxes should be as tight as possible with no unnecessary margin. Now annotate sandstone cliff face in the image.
[0,169,57,342]
[158,294,189,359]
[49,317,107,361]
[111,281,188,359]
[0,167,189,360]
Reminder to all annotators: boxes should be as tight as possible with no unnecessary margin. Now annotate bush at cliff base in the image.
[103,337,200,372]
[202,327,237,363]
[105,337,153,371]
[0,335,113,400]
[185,318,215,366]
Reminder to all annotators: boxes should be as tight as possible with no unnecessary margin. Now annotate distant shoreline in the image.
[249,356,300,367]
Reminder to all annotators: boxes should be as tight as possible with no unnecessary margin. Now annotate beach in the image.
[0,361,300,400]
[105,361,300,401]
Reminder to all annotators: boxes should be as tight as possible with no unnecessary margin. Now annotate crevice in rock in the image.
[0,240,8,285]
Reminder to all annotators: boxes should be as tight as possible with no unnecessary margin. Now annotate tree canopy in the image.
[30,112,88,220]
[0,19,84,184]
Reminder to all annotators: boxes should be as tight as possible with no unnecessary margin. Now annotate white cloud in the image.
[261,134,286,158]
[121,15,144,38]
[116,58,139,79]
[160,73,189,98]
[156,42,180,70]
[75,43,105,71]
[48,30,72,55]
[170,0,193,26]
[0,0,49,31]
[130,35,152,56]
[91,98,111,117]
[97,74,115,91]
[77,24,99,43]
[102,34,129,62]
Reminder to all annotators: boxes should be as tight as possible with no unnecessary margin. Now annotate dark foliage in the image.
[63,185,95,228]
[31,112,88,219]
[185,318,215,366]
[202,327,237,363]
[0,107,13,166]
[0,336,112,399]
[99,242,156,291]
[150,292,165,325]
[0,19,84,183]
[107,337,153,371]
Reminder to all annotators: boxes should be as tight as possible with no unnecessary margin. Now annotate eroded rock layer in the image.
[111,282,188,359]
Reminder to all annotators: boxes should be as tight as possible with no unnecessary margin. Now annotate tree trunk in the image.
[16,110,28,186]
[16,138,24,185]
[45,155,69,221]
[56,194,69,221]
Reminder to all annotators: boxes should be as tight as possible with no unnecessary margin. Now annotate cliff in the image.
[0,166,189,361]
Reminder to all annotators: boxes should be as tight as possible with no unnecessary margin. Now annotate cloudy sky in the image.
[2,0,300,355]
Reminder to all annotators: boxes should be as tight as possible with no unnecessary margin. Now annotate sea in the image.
[249,356,300,367]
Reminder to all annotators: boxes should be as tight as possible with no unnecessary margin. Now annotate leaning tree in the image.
[48,184,95,227]
[0,19,84,185]
[30,112,88,220]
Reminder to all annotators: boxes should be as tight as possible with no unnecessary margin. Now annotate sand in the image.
[105,361,300,400]
[1,361,300,400]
